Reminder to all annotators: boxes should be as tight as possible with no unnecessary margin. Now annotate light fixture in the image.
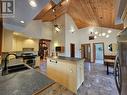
[29,0,37,7]
[53,9,55,12]
[95,31,98,34]
[54,24,60,32]
[124,26,126,29]
[20,20,24,23]
[106,35,109,38]
[102,33,106,36]
[94,36,97,39]
[108,30,112,33]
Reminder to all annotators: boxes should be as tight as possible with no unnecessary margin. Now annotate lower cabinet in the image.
[47,58,84,94]
[67,62,77,92]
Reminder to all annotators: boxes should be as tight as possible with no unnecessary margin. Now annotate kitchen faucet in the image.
[2,53,17,75]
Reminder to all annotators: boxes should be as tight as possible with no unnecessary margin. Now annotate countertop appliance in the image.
[115,28,127,95]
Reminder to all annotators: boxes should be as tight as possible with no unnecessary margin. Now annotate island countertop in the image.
[0,69,55,95]
[48,56,84,61]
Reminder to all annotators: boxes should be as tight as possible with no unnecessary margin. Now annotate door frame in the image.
[70,43,75,57]
[81,44,91,62]
[93,42,104,63]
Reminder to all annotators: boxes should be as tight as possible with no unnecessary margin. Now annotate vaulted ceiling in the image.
[34,0,124,30]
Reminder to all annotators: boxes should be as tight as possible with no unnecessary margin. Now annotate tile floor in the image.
[38,62,119,95]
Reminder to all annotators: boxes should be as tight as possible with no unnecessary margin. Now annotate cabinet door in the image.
[56,60,68,87]
[47,59,58,80]
[80,62,84,85]
[47,59,68,87]
[77,60,84,89]
[67,62,76,93]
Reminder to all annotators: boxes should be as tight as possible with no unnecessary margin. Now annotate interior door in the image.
[93,43,104,63]
[70,44,75,57]
[81,44,91,62]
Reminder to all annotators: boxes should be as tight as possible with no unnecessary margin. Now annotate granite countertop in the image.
[48,56,84,61]
[0,69,55,95]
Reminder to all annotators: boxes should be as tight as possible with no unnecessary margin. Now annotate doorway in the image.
[38,39,51,60]
[81,44,91,62]
[93,43,104,64]
[70,43,75,57]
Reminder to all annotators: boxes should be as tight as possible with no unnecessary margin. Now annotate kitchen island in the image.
[47,56,84,94]
[0,69,55,95]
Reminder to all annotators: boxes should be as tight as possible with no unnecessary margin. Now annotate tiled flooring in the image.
[78,63,118,95]
[38,62,119,95]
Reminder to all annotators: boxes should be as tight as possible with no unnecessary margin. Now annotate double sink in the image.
[7,63,30,74]
[2,63,30,76]
[1,53,35,76]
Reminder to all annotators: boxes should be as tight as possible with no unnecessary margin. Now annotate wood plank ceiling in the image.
[34,0,124,30]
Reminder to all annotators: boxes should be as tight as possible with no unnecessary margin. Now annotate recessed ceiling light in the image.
[108,30,112,33]
[20,20,24,23]
[29,0,37,7]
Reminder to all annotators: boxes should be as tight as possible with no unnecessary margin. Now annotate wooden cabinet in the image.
[47,57,84,94]
[67,61,77,92]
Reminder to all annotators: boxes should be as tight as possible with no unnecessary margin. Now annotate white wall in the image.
[2,20,53,52]
[52,14,121,62]
[52,14,66,56]
[2,29,39,52]
[4,20,53,40]
[79,27,120,61]
[41,22,52,40]
[23,21,52,40]
[65,14,79,57]
[22,21,42,39]
[13,36,39,51]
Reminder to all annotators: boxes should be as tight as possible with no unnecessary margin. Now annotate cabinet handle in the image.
[50,60,57,63]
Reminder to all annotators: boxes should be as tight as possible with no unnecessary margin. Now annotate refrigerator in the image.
[114,28,127,95]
